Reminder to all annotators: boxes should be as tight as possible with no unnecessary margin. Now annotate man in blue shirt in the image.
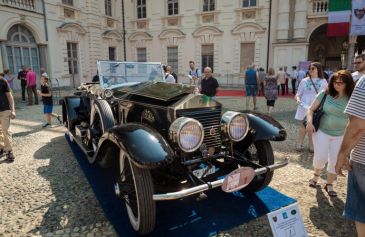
[188,61,202,86]
[244,65,259,110]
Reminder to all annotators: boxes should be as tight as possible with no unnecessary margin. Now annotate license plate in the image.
[221,167,255,193]
[193,165,216,178]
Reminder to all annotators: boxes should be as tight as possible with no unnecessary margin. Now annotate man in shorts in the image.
[37,76,61,127]
[244,65,259,110]
[0,73,16,162]
[336,76,365,237]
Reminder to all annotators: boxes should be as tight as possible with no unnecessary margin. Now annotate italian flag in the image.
[327,0,351,36]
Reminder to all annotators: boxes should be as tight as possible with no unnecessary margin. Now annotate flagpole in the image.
[347,35,357,70]
[348,0,357,70]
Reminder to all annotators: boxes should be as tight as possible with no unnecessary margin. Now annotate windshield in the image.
[97,61,164,89]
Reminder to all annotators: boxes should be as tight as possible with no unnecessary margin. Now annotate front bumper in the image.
[152,158,288,201]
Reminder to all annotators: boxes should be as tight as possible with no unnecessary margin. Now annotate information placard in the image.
[267,202,307,237]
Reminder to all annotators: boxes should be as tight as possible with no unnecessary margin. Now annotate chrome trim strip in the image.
[152,158,289,201]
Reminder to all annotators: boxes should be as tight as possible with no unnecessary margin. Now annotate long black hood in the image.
[112,82,195,101]
[172,93,222,110]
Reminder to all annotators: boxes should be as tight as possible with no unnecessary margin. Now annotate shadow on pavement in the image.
[309,186,356,237]
[12,124,64,138]
[296,152,314,170]
[64,134,296,237]
[12,126,43,137]
[30,136,106,235]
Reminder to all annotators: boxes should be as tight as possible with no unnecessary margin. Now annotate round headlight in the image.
[169,117,204,152]
[221,111,249,142]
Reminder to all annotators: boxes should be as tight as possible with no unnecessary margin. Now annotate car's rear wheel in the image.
[118,149,156,235]
[241,140,274,192]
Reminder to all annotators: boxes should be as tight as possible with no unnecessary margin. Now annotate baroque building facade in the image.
[0,0,356,88]
[0,0,126,88]
[270,0,354,71]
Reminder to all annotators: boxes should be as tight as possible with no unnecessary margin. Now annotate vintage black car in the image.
[62,61,288,235]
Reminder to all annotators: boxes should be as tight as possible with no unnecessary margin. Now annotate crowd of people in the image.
[242,64,304,112]
[0,66,61,162]
[162,61,219,98]
[294,57,365,237]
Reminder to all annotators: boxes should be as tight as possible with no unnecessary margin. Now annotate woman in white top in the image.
[294,62,328,152]
[163,65,176,84]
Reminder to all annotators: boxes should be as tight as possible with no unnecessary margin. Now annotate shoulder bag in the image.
[309,78,318,94]
[303,93,327,131]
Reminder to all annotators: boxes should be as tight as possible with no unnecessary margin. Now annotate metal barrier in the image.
[49,78,62,105]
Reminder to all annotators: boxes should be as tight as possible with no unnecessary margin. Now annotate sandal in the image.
[324,184,337,197]
[309,173,320,188]
[309,179,317,188]
[296,144,304,152]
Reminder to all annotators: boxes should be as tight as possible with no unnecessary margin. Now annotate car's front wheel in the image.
[118,149,156,235]
[241,140,274,192]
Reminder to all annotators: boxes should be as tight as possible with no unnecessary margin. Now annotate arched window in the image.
[5,24,40,75]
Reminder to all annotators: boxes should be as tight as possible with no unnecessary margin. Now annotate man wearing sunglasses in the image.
[352,54,365,82]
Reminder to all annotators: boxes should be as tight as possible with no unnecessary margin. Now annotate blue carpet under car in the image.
[65,134,296,237]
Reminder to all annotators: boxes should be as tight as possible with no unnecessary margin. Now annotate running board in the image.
[68,131,94,156]
[152,158,289,201]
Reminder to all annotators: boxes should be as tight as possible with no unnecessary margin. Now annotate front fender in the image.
[62,96,81,126]
[97,123,175,169]
[243,111,286,142]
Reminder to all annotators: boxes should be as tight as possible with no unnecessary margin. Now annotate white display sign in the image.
[267,202,307,237]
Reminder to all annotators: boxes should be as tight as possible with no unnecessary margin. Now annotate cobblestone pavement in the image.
[0,92,357,237]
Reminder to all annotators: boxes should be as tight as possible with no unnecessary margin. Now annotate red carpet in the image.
[217,89,294,98]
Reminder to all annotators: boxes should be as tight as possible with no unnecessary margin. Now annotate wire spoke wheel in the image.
[247,143,259,165]
[89,100,114,151]
[242,140,274,192]
[90,113,103,151]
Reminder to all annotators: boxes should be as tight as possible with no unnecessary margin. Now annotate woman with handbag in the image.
[264,67,278,116]
[306,70,355,197]
[295,62,328,152]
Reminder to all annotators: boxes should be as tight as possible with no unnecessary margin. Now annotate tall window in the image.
[62,0,73,5]
[201,44,214,72]
[137,0,147,18]
[240,43,255,72]
[109,47,116,60]
[137,48,147,62]
[67,42,78,74]
[5,24,40,75]
[167,0,178,15]
[167,46,178,73]
[105,0,112,16]
[243,0,256,7]
[203,0,215,11]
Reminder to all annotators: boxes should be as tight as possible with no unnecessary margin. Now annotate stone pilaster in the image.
[293,0,307,40]
[276,0,289,40]
[288,0,296,40]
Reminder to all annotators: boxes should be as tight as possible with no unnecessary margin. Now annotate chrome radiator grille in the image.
[176,108,222,148]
